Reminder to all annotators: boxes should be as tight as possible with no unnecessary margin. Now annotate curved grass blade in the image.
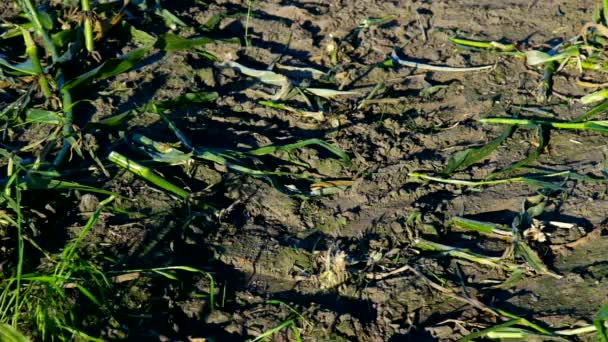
[449,37,522,56]
[0,56,38,76]
[155,33,237,52]
[525,46,580,66]
[595,304,608,342]
[247,139,349,161]
[218,60,289,86]
[572,99,608,122]
[410,172,567,190]
[25,109,63,125]
[481,117,608,134]
[22,178,122,197]
[0,323,29,342]
[391,50,493,72]
[131,134,193,165]
[441,126,514,175]
[108,151,190,200]
[488,125,549,178]
[64,46,152,91]
[259,101,324,121]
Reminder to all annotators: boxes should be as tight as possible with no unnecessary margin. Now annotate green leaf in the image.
[0,56,38,75]
[520,177,564,190]
[441,126,514,175]
[131,134,193,165]
[51,29,78,48]
[64,46,152,91]
[0,323,29,342]
[25,108,63,125]
[73,284,101,306]
[155,8,187,29]
[125,23,157,46]
[152,270,179,280]
[572,99,608,122]
[490,125,549,178]
[201,13,225,32]
[23,177,122,197]
[248,138,350,161]
[155,33,236,51]
[450,216,508,235]
[84,109,138,131]
[515,240,559,277]
[595,304,608,342]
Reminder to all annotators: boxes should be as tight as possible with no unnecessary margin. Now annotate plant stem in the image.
[19,0,75,167]
[81,0,94,52]
[21,0,58,62]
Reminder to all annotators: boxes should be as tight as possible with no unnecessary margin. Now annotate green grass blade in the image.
[391,50,493,72]
[64,46,152,91]
[572,99,608,122]
[441,126,514,175]
[108,151,190,200]
[248,138,349,161]
[22,178,121,197]
[594,304,608,342]
[450,216,511,237]
[0,323,29,342]
[155,33,237,52]
[249,319,295,342]
[515,240,561,278]
[131,134,193,165]
[0,56,38,75]
[489,125,548,178]
[25,109,63,125]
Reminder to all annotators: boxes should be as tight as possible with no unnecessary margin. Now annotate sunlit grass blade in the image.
[525,46,580,66]
[449,37,522,56]
[409,172,567,190]
[594,304,608,341]
[25,109,63,125]
[441,126,514,175]
[391,50,494,72]
[108,151,190,200]
[249,319,297,342]
[460,319,565,342]
[64,46,152,91]
[480,117,608,134]
[572,99,608,122]
[450,216,512,240]
[155,33,237,52]
[218,60,289,86]
[581,88,608,105]
[0,323,29,342]
[304,88,360,99]
[488,125,549,178]
[247,138,349,161]
[514,240,561,278]
[413,238,513,269]
[259,101,324,121]
[131,134,193,165]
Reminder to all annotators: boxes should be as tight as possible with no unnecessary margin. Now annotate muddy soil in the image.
[3,0,608,341]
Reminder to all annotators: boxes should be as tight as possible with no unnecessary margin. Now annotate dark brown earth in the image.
[2,0,608,341]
